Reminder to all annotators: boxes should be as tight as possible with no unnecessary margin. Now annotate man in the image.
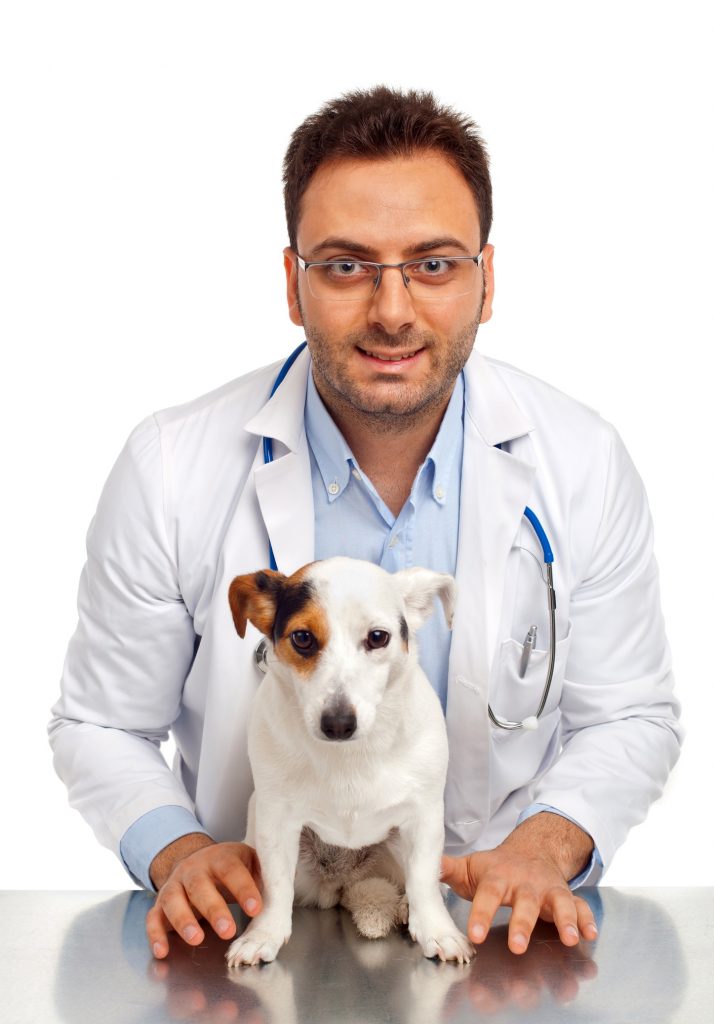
[49,86,682,961]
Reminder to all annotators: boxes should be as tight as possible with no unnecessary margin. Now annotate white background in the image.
[1,0,712,888]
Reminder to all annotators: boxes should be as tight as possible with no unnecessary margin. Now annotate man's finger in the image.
[506,885,542,954]
[217,856,263,917]
[146,903,174,960]
[182,871,238,939]
[545,887,581,947]
[575,896,599,941]
[467,876,508,944]
[155,881,205,947]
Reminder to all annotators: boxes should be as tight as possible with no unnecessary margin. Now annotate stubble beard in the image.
[298,292,484,436]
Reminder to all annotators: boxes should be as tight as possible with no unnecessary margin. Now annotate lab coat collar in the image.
[244,344,535,453]
[462,350,535,447]
[244,346,311,453]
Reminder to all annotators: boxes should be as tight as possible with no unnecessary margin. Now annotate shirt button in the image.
[328,482,340,496]
[388,535,400,548]
[351,468,362,481]
[435,484,445,500]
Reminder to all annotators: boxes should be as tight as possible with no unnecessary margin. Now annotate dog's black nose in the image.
[320,709,357,740]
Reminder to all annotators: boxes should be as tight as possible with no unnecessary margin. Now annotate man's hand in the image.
[146,833,264,959]
[440,812,599,954]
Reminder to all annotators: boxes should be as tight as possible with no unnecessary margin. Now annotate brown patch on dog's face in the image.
[270,564,327,675]
[228,563,328,674]
[274,597,329,676]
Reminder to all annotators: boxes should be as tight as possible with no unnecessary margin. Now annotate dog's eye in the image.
[366,629,390,650]
[290,630,316,652]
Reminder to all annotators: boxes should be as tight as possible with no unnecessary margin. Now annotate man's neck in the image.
[313,377,454,516]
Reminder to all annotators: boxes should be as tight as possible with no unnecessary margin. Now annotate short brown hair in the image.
[283,85,492,251]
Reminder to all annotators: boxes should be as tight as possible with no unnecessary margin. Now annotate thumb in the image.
[439,853,462,887]
[439,853,479,901]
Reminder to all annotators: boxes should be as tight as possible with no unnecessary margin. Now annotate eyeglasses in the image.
[295,251,483,302]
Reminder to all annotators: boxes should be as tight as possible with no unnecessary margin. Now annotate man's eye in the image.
[366,629,390,650]
[413,258,454,276]
[291,630,316,652]
[325,261,369,277]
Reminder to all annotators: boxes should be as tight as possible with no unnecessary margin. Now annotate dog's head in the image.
[228,556,455,744]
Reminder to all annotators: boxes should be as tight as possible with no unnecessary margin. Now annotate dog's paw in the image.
[408,912,474,964]
[225,920,291,967]
[417,930,474,964]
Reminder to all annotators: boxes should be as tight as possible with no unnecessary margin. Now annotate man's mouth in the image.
[357,347,424,363]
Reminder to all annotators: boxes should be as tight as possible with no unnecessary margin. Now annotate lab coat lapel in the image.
[245,347,315,575]
[194,348,315,839]
[444,351,536,848]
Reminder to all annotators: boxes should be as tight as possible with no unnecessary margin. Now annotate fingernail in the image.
[183,925,199,941]
[245,898,259,914]
[512,932,527,951]
[585,922,598,938]
[470,923,485,942]
[566,925,579,941]
[216,917,232,934]
[152,942,164,958]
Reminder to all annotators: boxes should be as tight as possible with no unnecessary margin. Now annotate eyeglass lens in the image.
[305,257,480,302]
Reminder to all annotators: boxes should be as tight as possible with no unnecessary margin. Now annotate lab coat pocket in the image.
[490,621,573,733]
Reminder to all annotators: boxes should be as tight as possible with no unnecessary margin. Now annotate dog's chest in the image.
[305,792,411,849]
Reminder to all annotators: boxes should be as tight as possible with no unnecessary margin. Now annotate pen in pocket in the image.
[519,625,537,678]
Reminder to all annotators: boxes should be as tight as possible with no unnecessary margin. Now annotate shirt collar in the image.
[304,370,354,502]
[304,368,465,506]
[425,371,464,506]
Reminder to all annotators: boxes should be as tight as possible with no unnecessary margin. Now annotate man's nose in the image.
[366,266,417,335]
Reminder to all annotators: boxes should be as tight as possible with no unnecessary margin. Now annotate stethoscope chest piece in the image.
[254,638,270,674]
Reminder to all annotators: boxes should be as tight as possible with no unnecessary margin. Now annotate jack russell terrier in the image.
[225,556,474,966]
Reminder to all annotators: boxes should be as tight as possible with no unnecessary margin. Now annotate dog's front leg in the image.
[226,806,302,967]
[400,809,474,964]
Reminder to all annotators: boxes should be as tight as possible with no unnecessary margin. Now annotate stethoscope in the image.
[258,342,557,731]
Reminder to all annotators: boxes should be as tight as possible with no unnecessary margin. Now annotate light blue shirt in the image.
[305,368,463,714]
[120,363,601,890]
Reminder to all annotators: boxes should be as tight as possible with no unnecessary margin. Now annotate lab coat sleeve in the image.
[529,421,683,872]
[120,806,212,891]
[48,413,201,865]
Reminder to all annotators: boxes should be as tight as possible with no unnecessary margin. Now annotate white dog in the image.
[225,556,474,967]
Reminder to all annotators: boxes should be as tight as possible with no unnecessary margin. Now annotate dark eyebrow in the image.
[308,236,473,259]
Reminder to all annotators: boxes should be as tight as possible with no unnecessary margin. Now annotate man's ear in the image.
[393,567,456,632]
[228,569,286,638]
[283,247,303,326]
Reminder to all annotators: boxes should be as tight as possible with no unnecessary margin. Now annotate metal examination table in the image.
[2,888,711,1022]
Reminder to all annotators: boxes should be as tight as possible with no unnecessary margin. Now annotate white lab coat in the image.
[49,347,682,877]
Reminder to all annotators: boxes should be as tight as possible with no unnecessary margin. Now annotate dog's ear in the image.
[393,568,456,631]
[228,569,286,638]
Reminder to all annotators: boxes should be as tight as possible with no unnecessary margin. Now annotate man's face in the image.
[283,151,494,426]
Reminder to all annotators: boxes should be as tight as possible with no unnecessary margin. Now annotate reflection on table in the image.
[1,887,697,1023]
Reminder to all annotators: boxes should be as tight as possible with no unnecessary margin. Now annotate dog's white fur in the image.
[225,556,474,966]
